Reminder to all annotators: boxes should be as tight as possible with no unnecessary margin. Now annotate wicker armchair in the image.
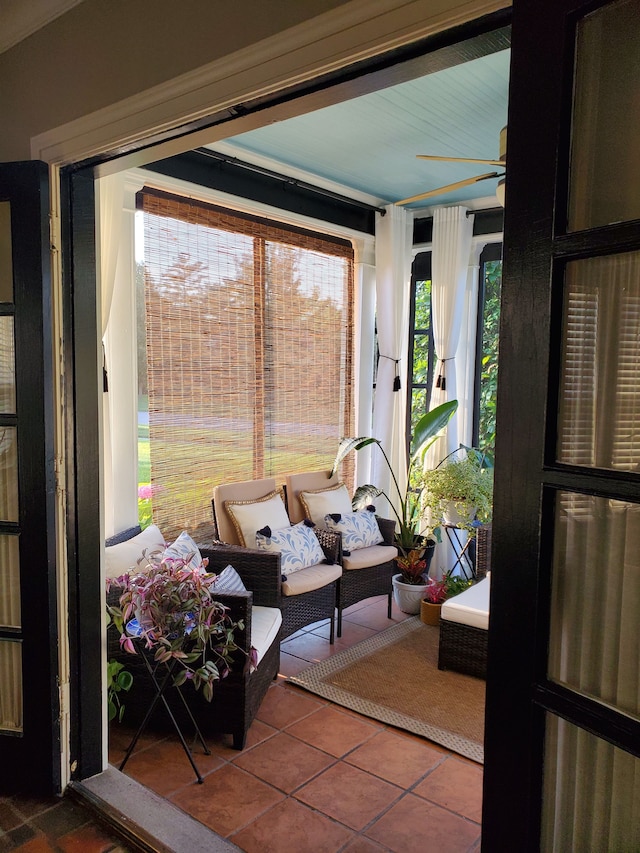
[212,478,341,643]
[105,527,281,750]
[284,471,398,638]
[437,523,492,679]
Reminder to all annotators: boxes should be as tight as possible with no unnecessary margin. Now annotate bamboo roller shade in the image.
[139,188,355,541]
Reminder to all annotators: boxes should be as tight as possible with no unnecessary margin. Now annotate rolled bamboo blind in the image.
[139,188,355,541]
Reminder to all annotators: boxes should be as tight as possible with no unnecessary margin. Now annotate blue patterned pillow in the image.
[323,509,383,551]
[162,531,204,572]
[213,564,247,593]
[255,521,325,576]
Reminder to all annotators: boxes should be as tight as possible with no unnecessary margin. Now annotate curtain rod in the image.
[195,147,387,216]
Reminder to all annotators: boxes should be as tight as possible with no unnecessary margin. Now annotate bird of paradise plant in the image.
[330,399,458,567]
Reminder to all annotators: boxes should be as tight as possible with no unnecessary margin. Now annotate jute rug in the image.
[287,617,485,763]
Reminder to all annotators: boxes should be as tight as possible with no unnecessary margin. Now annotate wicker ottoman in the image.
[438,574,490,679]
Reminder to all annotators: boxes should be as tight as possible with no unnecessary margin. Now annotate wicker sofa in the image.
[105,525,281,750]
[437,523,492,680]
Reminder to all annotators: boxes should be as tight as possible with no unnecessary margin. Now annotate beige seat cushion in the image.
[342,543,398,571]
[251,606,282,665]
[441,574,491,631]
[281,562,342,596]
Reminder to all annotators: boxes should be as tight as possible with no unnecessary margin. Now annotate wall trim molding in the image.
[31,0,509,168]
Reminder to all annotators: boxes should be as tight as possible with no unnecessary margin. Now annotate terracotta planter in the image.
[420,599,442,626]
[392,574,429,614]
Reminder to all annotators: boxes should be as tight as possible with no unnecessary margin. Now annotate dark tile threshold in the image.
[69,765,240,853]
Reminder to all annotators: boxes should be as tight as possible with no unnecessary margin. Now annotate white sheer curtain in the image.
[426,206,474,467]
[370,205,413,519]
[96,173,125,538]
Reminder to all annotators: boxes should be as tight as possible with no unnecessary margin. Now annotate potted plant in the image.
[421,446,494,534]
[106,549,250,703]
[420,571,474,625]
[330,400,458,556]
[329,400,458,615]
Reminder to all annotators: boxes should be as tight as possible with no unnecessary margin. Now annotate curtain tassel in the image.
[102,343,109,393]
[393,359,401,392]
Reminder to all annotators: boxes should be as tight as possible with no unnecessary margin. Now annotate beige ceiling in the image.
[0,0,86,55]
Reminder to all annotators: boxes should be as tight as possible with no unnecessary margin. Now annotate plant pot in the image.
[392,574,429,615]
[420,599,442,626]
[443,501,477,528]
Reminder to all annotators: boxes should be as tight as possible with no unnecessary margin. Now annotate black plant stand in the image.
[119,645,211,784]
[442,524,477,579]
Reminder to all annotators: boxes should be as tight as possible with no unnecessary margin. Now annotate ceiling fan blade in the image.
[395,172,503,206]
[416,154,505,167]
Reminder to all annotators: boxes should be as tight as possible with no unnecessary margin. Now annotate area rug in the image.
[287,617,485,763]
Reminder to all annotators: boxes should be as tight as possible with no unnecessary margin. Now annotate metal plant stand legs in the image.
[119,651,211,784]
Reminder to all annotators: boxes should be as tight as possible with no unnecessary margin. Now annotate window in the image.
[137,188,354,540]
[406,252,435,446]
[474,244,502,454]
[406,245,502,457]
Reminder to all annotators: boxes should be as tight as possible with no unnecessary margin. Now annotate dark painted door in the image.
[0,162,60,794]
[482,0,640,849]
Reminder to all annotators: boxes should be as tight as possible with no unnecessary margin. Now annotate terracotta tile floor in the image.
[0,792,135,852]
[2,596,483,852]
[109,595,484,852]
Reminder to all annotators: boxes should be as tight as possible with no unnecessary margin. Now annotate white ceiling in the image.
[211,48,511,211]
[0,0,86,55]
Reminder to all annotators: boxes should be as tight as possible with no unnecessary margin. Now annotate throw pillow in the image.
[213,564,247,593]
[323,509,383,551]
[255,520,326,576]
[299,482,352,526]
[104,524,165,579]
[225,489,290,548]
[162,530,204,572]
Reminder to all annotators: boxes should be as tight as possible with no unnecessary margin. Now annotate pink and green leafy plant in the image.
[106,550,254,702]
[424,572,473,604]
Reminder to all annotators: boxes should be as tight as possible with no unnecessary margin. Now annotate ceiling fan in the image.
[396,125,507,207]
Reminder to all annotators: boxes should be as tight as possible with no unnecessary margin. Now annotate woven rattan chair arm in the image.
[313,527,342,564]
[376,516,396,546]
[200,545,283,608]
[210,590,252,655]
[475,523,492,579]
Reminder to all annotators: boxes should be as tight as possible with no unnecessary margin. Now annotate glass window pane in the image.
[0,316,16,414]
[412,333,430,384]
[557,251,640,471]
[568,0,640,230]
[410,387,427,437]
[549,492,640,721]
[0,536,20,628]
[542,714,640,851]
[0,640,22,733]
[414,279,431,329]
[0,202,13,303]
[0,426,18,522]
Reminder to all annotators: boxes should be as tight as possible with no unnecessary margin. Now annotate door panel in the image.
[484,0,640,848]
[0,162,60,794]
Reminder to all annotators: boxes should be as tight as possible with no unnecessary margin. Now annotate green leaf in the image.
[330,436,380,477]
[411,400,458,462]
